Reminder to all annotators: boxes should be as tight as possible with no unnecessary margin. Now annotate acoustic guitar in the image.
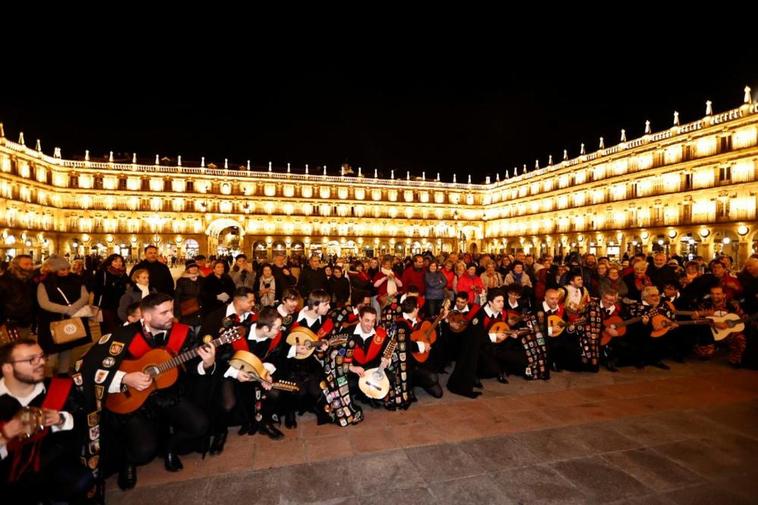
[410,299,450,363]
[105,326,243,414]
[649,314,711,338]
[228,351,300,392]
[667,307,755,341]
[447,311,470,333]
[285,327,348,360]
[600,315,643,346]
[358,324,398,400]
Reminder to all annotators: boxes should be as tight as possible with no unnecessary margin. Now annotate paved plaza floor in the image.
[106,358,758,505]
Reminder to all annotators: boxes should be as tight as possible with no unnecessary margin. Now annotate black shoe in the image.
[551,362,562,372]
[164,452,183,472]
[448,386,481,399]
[238,422,251,436]
[473,379,483,389]
[497,373,509,384]
[258,422,284,440]
[606,363,619,372]
[652,361,670,370]
[209,431,227,455]
[284,411,297,429]
[117,463,137,490]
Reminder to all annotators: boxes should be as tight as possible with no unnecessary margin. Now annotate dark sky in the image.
[1,37,756,183]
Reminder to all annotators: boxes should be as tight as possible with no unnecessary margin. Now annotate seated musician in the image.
[1,339,93,504]
[345,306,391,406]
[538,288,579,372]
[436,292,479,373]
[78,293,215,491]
[199,287,257,455]
[447,288,507,398]
[221,306,286,440]
[598,289,624,372]
[479,285,535,383]
[285,290,333,427]
[625,286,673,370]
[395,296,443,400]
[693,285,747,367]
[275,288,301,335]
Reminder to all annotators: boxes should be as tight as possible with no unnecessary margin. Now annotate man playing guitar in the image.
[692,285,748,367]
[78,293,216,490]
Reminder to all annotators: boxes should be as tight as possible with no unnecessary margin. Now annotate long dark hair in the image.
[101,253,125,272]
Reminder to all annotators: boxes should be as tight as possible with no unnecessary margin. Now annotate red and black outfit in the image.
[1,377,93,504]
[76,321,211,481]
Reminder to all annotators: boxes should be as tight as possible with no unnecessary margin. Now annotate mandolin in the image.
[546,315,587,337]
[228,351,300,392]
[106,325,243,414]
[358,325,398,400]
[489,321,530,342]
[410,299,450,363]
[286,327,348,359]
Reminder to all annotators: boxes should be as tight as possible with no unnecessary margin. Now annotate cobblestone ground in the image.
[106,358,758,504]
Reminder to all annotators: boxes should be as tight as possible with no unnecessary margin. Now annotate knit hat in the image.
[43,256,70,272]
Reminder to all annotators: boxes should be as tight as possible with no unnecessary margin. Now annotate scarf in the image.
[382,268,397,296]
[137,283,150,298]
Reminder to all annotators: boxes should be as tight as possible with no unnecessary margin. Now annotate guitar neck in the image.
[613,317,642,328]
[156,335,227,374]
[673,320,711,326]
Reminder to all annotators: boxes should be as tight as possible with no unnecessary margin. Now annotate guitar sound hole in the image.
[144,366,160,377]
[372,370,384,381]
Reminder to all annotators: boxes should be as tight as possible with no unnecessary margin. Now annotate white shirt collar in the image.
[542,301,559,313]
[454,305,470,313]
[402,313,418,326]
[508,300,519,309]
[225,303,251,321]
[484,305,500,318]
[353,324,376,341]
[247,323,269,343]
[297,309,321,327]
[0,378,45,407]
[277,304,291,318]
[599,302,616,314]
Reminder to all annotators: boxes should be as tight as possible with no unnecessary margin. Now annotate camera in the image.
[264,282,271,288]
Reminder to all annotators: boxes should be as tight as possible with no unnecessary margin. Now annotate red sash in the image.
[351,327,387,365]
[128,323,190,358]
[6,377,73,481]
[232,328,282,357]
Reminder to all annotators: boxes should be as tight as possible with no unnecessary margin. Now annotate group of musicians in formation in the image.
[1,247,757,504]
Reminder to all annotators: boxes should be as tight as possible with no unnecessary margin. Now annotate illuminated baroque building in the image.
[1,90,757,266]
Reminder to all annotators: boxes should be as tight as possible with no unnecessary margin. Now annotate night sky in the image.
[1,38,756,184]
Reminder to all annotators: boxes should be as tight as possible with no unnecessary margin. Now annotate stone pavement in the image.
[106,358,758,504]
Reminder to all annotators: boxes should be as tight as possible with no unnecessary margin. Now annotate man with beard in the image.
[0,255,37,340]
[77,293,215,491]
[1,339,92,504]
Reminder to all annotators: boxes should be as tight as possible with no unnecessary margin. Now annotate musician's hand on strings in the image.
[42,408,62,427]
[349,365,365,377]
[607,327,620,337]
[237,371,254,383]
[260,380,273,391]
[318,341,329,352]
[1,417,23,439]
[197,342,216,368]
[380,357,390,369]
[123,371,153,391]
[295,344,309,357]
[642,316,650,325]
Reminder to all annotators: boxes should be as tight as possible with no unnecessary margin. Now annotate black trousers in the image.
[2,437,94,505]
[121,397,209,464]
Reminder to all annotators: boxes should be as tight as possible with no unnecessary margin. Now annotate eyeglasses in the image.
[11,353,47,366]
